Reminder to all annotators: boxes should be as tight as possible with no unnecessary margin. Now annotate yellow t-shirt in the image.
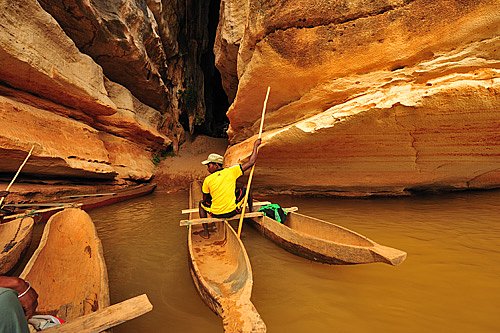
[202,165,243,215]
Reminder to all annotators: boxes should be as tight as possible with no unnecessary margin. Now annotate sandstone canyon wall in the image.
[0,0,211,184]
[218,0,500,195]
[1,0,498,195]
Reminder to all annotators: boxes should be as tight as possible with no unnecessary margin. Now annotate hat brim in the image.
[201,160,210,165]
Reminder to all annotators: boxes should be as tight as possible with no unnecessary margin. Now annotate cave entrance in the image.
[197,0,229,138]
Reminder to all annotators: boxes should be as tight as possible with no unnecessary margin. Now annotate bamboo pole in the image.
[0,145,34,207]
[2,204,83,221]
[237,87,270,238]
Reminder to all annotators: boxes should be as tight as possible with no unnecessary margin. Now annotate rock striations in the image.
[218,0,500,195]
[0,0,498,195]
[0,0,193,183]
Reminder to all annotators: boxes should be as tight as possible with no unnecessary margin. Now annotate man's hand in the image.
[254,138,262,149]
[242,138,263,172]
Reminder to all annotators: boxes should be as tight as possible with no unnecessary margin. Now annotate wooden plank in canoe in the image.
[40,294,152,333]
[180,207,298,226]
[180,201,271,214]
[180,212,264,226]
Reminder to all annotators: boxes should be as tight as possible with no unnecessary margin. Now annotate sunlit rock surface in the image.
[219,0,500,195]
[0,0,116,117]
[1,0,498,194]
[0,0,171,182]
[214,0,247,103]
[99,133,155,181]
[0,96,116,179]
[99,80,171,151]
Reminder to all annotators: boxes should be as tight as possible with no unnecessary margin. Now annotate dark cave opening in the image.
[196,0,230,138]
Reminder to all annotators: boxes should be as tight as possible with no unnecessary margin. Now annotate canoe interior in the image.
[189,182,250,298]
[285,212,375,247]
[20,208,109,321]
[0,216,34,274]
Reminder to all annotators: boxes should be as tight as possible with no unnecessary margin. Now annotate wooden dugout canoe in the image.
[20,208,110,321]
[4,183,156,223]
[249,211,407,266]
[187,182,266,332]
[75,183,156,211]
[0,216,34,274]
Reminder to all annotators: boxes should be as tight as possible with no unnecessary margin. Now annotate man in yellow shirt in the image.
[199,139,261,238]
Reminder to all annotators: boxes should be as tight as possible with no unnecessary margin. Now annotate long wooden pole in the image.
[2,204,83,221]
[0,145,34,207]
[237,86,270,238]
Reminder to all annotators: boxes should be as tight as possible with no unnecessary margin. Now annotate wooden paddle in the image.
[0,145,35,208]
[237,86,270,238]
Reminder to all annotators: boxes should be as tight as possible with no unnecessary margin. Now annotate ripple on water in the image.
[89,189,500,333]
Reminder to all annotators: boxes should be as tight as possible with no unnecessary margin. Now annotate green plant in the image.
[152,148,174,166]
[194,113,204,126]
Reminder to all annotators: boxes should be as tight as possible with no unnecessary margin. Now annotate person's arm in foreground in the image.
[241,139,262,172]
[0,276,38,318]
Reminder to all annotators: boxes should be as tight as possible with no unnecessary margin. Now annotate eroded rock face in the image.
[0,0,116,117]
[2,0,498,194]
[37,0,170,111]
[0,96,116,179]
[214,0,247,103]
[99,133,155,181]
[219,0,500,195]
[37,0,214,138]
[99,79,171,151]
[0,0,172,182]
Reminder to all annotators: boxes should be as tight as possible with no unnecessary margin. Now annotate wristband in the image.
[17,281,31,298]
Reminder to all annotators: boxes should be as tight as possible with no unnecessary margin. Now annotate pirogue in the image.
[20,208,109,321]
[249,209,406,265]
[187,181,266,332]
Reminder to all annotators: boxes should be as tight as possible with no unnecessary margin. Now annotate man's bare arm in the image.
[241,139,262,172]
[0,276,38,318]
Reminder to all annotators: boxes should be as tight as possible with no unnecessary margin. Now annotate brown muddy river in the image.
[85,189,499,332]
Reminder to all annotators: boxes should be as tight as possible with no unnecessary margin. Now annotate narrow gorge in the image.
[1,0,498,197]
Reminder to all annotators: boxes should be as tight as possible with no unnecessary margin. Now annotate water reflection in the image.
[89,189,500,333]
